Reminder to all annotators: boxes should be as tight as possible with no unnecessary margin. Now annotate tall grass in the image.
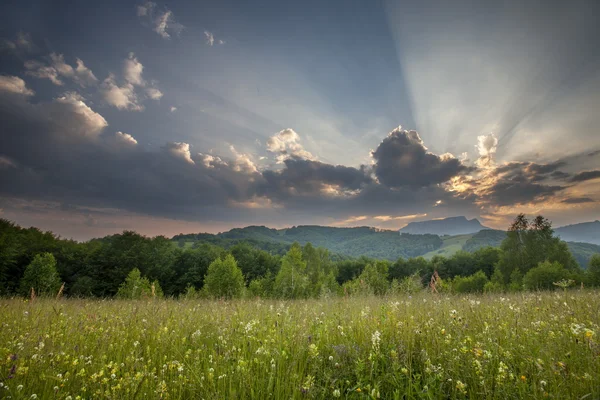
[1,291,599,399]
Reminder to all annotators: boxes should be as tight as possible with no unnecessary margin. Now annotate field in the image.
[1,291,599,399]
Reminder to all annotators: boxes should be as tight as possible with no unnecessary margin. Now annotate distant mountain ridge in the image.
[173,220,600,268]
[398,216,490,236]
[555,221,600,245]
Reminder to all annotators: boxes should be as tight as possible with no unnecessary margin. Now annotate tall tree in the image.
[19,253,61,297]
[204,254,245,299]
[274,243,308,298]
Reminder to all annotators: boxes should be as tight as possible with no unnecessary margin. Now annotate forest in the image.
[2,214,600,299]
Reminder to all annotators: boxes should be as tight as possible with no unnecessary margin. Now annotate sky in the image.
[0,0,599,240]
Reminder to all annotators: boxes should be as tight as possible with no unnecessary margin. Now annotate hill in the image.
[174,224,600,267]
[398,216,489,235]
[555,221,600,245]
[174,225,443,260]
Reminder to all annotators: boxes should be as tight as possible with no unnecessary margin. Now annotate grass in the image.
[422,234,473,259]
[1,291,599,399]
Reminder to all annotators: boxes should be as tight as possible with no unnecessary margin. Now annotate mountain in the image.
[555,221,600,245]
[174,225,443,260]
[398,216,489,236]
[173,222,600,267]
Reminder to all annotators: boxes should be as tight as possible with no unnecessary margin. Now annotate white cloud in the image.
[114,131,138,146]
[204,31,225,46]
[165,142,194,164]
[124,53,144,86]
[137,1,155,16]
[204,31,215,46]
[170,106,177,112]
[25,53,97,87]
[229,145,258,173]
[476,133,498,167]
[266,128,316,163]
[138,2,184,39]
[0,75,35,96]
[146,87,163,100]
[54,92,108,136]
[101,74,143,111]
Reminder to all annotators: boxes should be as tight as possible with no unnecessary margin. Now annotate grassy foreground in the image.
[1,292,599,399]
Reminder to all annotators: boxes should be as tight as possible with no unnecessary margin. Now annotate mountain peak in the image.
[399,216,488,236]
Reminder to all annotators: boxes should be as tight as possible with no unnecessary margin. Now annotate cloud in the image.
[260,158,372,200]
[53,92,109,137]
[113,131,138,147]
[0,75,35,96]
[371,127,469,188]
[25,53,98,87]
[266,128,316,163]
[475,133,498,167]
[0,156,17,169]
[164,142,195,164]
[229,145,258,174]
[137,1,155,16]
[204,31,215,46]
[124,53,145,86]
[170,106,177,112]
[146,87,163,100]
[561,197,596,204]
[1,32,33,52]
[101,74,143,111]
[138,2,184,39]
[569,170,600,183]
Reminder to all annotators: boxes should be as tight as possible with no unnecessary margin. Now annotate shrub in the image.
[117,268,163,299]
[453,271,489,293]
[523,261,571,290]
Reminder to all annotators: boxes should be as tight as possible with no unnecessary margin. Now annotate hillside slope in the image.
[555,221,600,245]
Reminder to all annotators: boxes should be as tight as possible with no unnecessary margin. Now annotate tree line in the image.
[1,215,599,299]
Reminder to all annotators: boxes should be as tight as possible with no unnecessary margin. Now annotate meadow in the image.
[1,291,599,399]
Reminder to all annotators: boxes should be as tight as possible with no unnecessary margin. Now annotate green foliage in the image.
[203,255,245,299]
[352,261,390,296]
[452,271,488,293]
[391,273,424,294]
[523,261,572,290]
[274,244,308,299]
[116,268,163,299]
[19,252,61,297]
[497,214,578,284]
[588,254,600,287]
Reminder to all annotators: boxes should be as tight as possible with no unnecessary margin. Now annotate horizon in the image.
[3,214,597,242]
[1,0,600,241]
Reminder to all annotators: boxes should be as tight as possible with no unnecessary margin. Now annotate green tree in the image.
[356,261,389,295]
[19,253,61,297]
[497,214,578,283]
[274,243,308,299]
[204,255,245,299]
[116,268,163,299]
[586,254,600,287]
[523,261,571,290]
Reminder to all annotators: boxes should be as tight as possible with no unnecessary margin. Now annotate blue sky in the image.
[1,0,599,239]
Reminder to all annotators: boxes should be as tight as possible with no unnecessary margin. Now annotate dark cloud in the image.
[479,180,564,207]
[259,157,372,200]
[561,197,596,204]
[371,127,469,188]
[588,150,600,157]
[569,170,600,183]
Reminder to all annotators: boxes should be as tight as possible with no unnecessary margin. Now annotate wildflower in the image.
[329,355,334,362]
[520,375,526,382]
[456,380,467,394]
[539,380,547,387]
[17,385,23,391]
[333,389,341,397]
[31,395,38,399]
[401,367,408,375]
[372,330,381,353]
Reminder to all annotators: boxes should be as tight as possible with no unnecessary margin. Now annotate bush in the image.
[588,254,600,287]
[204,255,245,299]
[19,253,61,297]
[452,271,488,293]
[523,261,571,290]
